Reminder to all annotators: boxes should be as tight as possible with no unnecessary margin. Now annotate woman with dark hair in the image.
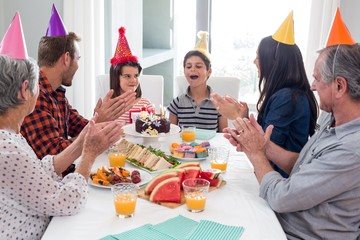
[168,32,228,132]
[212,13,318,177]
[110,27,153,124]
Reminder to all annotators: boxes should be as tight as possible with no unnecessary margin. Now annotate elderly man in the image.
[20,7,135,160]
[226,43,360,239]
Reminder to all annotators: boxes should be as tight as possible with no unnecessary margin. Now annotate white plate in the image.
[172,156,207,162]
[88,168,153,189]
[122,123,180,138]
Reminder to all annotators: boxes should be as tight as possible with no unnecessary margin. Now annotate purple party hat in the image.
[45,4,68,37]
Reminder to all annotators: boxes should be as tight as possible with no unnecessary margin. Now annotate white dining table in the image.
[42,133,286,240]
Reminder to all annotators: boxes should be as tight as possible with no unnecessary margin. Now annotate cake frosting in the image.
[135,111,170,136]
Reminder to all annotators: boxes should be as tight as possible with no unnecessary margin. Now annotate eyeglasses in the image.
[121,74,139,80]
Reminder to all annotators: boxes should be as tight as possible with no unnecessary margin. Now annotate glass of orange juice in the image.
[183,178,210,213]
[108,146,127,167]
[208,146,230,172]
[111,183,139,218]
[181,125,196,142]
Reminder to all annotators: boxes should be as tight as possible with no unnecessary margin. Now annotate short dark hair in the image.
[183,50,211,70]
[38,32,81,67]
[109,61,142,98]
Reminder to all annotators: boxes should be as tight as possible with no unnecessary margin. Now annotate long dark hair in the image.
[257,36,318,135]
[109,61,142,98]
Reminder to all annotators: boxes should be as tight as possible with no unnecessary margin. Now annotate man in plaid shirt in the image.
[20,32,135,170]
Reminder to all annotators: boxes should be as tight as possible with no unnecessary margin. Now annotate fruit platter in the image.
[138,162,225,208]
[169,142,210,161]
[89,166,152,189]
[115,139,181,173]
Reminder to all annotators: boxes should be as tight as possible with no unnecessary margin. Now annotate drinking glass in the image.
[108,145,127,167]
[183,178,210,213]
[111,183,139,218]
[181,125,196,142]
[208,146,230,172]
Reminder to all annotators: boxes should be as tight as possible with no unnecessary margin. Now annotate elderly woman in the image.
[0,55,123,239]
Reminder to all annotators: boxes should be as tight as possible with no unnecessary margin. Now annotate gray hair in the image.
[0,55,39,115]
[319,44,360,100]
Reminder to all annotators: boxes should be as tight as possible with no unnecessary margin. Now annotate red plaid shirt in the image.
[21,71,88,159]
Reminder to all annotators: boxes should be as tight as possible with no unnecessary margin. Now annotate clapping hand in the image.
[224,114,272,155]
[210,92,249,120]
[94,89,136,123]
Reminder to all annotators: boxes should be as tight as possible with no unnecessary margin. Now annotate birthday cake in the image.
[135,111,170,136]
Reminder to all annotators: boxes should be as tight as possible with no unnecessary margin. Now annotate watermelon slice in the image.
[182,166,201,181]
[144,171,177,195]
[149,177,181,203]
[200,169,221,180]
[175,162,200,168]
[209,178,222,187]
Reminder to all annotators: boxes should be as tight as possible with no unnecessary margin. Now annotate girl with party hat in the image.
[168,31,228,132]
[212,11,318,177]
[109,27,154,124]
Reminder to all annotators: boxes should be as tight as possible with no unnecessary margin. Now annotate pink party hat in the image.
[0,12,28,59]
[46,4,68,37]
[111,27,138,65]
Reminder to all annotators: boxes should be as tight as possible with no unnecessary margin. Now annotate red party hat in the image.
[110,27,138,65]
[325,7,355,47]
[0,12,28,59]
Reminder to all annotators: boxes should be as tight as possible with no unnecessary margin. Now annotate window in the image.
[176,0,312,110]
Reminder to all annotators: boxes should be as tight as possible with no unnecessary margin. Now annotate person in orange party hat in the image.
[212,11,318,177]
[0,12,123,240]
[224,7,360,239]
[316,7,356,127]
[168,31,228,132]
[109,27,154,124]
[20,4,136,162]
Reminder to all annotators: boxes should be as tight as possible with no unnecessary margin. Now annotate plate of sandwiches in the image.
[116,139,181,174]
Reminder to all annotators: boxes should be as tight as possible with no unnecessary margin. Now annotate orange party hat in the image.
[110,27,138,65]
[325,7,355,47]
[272,11,295,45]
[0,12,28,59]
[194,31,211,61]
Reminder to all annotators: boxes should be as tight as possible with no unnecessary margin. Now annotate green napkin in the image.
[186,220,245,240]
[101,216,245,240]
[152,215,199,240]
[101,224,177,240]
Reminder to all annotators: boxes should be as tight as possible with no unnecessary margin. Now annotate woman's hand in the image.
[210,92,249,120]
[82,120,124,159]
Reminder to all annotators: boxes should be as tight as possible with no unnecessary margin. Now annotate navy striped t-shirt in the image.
[168,86,221,131]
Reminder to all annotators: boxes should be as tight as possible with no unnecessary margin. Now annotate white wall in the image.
[0,0,63,59]
[341,0,360,42]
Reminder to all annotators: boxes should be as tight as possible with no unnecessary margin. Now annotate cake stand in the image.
[122,123,181,148]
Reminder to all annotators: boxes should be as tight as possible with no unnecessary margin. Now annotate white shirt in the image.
[0,130,88,239]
